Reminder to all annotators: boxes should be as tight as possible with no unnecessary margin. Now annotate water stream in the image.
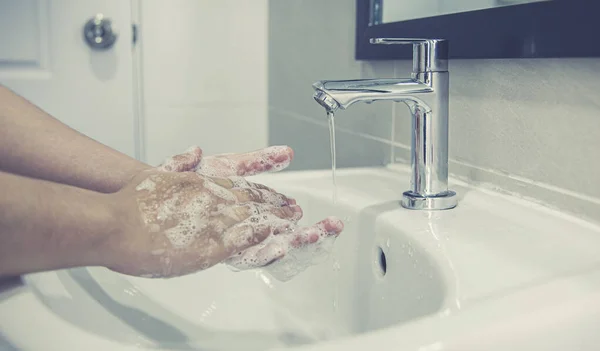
[327,111,337,204]
[327,111,340,312]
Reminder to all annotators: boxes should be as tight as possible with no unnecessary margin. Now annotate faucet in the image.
[312,38,457,210]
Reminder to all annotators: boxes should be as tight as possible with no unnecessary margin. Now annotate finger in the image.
[228,176,271,191]
[221,215,291,255]
[159,146,203,172]
[224,221,292,269]
[229,177,297,205]
[247,217,342,267]
[246,204,302,223]
[234,145,294,176]
[289,216,343,249]
[221,223,271,255]
[210,203,254,230]
[225,241,287,270]
[213,203,301,231]
[209,177,235,189]
[255,243,287,266]
[231,187,295,207]
[225,217,344,276]
[201,145,293,177]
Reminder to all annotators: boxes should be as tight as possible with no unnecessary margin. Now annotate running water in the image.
[327,110,341,313]
[327,111,337,204]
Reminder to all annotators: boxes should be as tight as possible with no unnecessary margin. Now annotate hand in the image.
[223,216,343,280]
[103,169,302,278]
[157,145,344,278]
[158,145,294,177]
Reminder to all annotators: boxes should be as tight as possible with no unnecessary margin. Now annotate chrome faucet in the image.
[312,38,457,210]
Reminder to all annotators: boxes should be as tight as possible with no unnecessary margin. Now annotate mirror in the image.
[375,0,551,24]
[356,0,600,60]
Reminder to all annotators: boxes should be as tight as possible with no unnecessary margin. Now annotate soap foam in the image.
[222,223,255,250]
[197,156,236,178]
[240,188,288,207]
[162,192,212,249]
[264,231,336,282]
[229,176,249,188]
[197,145,292,177]
[259,145,292,173]
[204,179,237,202]
[156,193,180,222]
[158,146,203,172]
[221,207,289,250]
[136,178,156,192]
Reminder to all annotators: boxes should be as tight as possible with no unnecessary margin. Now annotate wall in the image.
[268,0,600,223]
[269,1,396,172]
[140,0,268,166]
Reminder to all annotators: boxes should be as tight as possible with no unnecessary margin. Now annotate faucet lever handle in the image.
[370,38,448,73]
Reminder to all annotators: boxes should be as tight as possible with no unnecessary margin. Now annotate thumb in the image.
[158,146,203,172]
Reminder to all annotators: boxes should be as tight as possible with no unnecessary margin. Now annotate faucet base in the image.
[401,190,458,211]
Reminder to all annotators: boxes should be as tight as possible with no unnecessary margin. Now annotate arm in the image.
[0,85,294,193]
[0,170,115,277]
[0,85,150,193]
[0,168,319,278]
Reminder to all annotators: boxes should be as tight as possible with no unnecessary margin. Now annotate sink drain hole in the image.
[377,247,387,276]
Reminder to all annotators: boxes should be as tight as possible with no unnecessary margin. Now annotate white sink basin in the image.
[2,164,600,350]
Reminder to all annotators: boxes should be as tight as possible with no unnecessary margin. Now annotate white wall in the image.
[140,0,268,166]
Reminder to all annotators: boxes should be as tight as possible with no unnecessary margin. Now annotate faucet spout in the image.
[312,79,433,112]
[311,38,458,211]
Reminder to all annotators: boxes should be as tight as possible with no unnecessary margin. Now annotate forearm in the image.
[0,85,151,193]
[0,170,117,277]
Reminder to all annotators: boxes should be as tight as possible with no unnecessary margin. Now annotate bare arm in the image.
[0,170,115,277]
[0,85,294,193]
[0,85,150,193]
[0,168,342,279]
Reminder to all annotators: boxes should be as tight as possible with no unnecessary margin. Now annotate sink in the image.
[2,165,600,350]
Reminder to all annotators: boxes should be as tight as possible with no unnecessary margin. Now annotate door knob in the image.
[83,14,118,50]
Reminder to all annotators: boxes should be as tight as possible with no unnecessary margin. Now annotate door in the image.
[0,0,137,157]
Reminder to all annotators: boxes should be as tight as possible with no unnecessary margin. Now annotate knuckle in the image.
[248,189,264,202]
[234,204,251,220]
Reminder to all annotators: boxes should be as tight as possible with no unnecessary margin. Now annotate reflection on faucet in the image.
[312,38,458,211]
[312,79,433,112]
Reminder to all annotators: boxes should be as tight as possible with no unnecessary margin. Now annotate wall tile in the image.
[268,0,394,141]
[270,108,391,171]
[446,59,600,197]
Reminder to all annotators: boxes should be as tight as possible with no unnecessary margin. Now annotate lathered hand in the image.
[156,146,345,280]
[224,217,343,281]
[104,170,301,278]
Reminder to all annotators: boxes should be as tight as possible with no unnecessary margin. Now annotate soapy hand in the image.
[224,216,343,281]
[157,146,344,279]
[104,169,303,278]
